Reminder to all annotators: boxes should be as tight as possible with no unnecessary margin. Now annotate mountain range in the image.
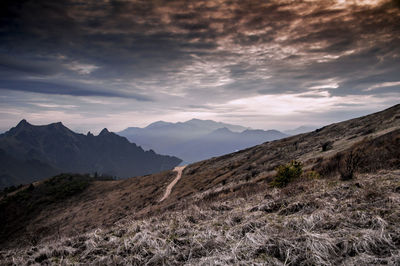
[283,125,317,135]
[118,119,287,163]
[0,120,181,188]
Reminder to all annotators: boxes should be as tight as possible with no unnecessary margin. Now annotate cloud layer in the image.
[0,0,399,132]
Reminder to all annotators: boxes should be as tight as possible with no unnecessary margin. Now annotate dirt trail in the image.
[159,166,186,202]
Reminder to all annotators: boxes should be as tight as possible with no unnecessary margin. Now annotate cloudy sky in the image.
[0,0,399,133]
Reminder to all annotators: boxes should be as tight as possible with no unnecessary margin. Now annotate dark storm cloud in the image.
[0,79,152,101]
[0,55,63,76]
[1,0,399,97]
[0,0,399,131]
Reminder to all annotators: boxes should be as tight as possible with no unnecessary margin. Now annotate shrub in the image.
[305,170,320,180]
[339,151,360,180]
[321,141,333,151]
[27,183,35,191]
[271,160,303,187]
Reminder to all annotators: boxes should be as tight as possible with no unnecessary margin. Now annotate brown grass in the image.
[1,170,399,265]
[0,170,177,249]
[314,129,400,179]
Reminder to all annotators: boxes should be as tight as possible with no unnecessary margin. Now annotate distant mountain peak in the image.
[99,128,110,136]
[49,122,65,127]
[187,118,208,122]
[212,127,233,134]
[243,128,281,134]
[15,120,68,130]
[186,118,214,124]
[46,122,73,134]
[7,119,33,135]
[16,119,31,128]
[284,125,318,135]
[146,121,173,129]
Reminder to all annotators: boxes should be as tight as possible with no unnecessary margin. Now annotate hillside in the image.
[0,120,181,188]
[118,119,287,163]
[0,104,399,264]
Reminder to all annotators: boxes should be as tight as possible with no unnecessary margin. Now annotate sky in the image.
[0,0,399,133]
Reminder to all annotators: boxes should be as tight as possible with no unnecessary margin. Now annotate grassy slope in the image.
[1,170,399,265]
[156,104,400,211]
[0,171,177,248]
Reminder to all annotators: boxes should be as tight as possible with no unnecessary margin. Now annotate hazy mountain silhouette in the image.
[118,119,287,163]
[0,120,181,188]
[170,127,287,162]
[284,125,317,135]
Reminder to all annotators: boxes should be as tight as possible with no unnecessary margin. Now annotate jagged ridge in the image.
[0,120,182,188]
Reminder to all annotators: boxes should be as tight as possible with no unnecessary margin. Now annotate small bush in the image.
[321,141,333,151]
[305,170,320,180]
[339,151,360,180]
[27,183,34,191]
[271,160,303,187]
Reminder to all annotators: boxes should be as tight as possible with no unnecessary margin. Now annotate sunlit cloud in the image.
[30,103,78,109]
[365,81,400,91]
[65,62,100,75]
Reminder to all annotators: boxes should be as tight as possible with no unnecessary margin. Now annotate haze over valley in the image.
[118,118,288,163]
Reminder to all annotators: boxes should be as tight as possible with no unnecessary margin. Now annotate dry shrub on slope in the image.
[314,129,400,179]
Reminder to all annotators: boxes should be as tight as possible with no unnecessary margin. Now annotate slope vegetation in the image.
[0,171,178,248]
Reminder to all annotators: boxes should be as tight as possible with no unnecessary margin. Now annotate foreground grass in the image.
[1,170,399,265]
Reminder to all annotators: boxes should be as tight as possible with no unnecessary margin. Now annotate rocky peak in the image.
[99,128,110,136]
[16,119,31,129]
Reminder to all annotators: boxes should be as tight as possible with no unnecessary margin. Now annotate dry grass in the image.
[314,129,400,179]
[0,170,177,249]
[1,170,399,265]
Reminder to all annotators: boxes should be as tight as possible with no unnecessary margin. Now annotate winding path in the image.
[159,166,186,202]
